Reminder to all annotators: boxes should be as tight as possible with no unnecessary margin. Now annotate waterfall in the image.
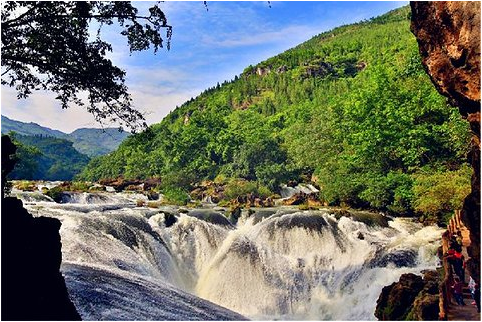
[20,192,443,321]
[279,184,320,198]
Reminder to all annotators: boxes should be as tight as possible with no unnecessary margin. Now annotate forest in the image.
[76,6,471,221]
[9,133,90,181]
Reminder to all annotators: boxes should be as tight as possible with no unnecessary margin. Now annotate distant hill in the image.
[1,115,66,138]
[1,115,130,157]
[8,133,90,181]
[69,128,129,156]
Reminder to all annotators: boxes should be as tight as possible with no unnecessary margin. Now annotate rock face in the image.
[375,273,425,320]
[1,136,81,320]
[375,271,440,321]
[411,1,481,284]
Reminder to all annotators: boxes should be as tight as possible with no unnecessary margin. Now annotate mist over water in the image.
[18,190,443,320]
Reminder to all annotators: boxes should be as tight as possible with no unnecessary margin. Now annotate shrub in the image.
[412,165,472,218]
[69,181,91,192]
[161,187,190,206]
[45,186,64,203]
[223,178,272,200]
[14,180,37,191]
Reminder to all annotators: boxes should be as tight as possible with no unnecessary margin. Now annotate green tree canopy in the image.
[1,1,171,132]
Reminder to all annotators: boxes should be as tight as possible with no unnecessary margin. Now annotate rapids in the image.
[16,190,443,320]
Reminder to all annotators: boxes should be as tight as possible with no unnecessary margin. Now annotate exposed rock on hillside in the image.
[411,1,481,284]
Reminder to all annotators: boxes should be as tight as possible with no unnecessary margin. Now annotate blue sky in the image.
[1,1,407,132]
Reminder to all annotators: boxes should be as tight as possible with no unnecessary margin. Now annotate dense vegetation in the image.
[1,115,130,157]
[8,133,90,181]
[79,7,471,220]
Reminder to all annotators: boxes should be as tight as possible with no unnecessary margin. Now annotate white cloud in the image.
[1,87,100,132]
[202,24,322,48]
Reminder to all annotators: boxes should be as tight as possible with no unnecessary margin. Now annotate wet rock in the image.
[410,293,439,321]
[372,249,417,268]
[188,210,233,227]
[375,273,424,320]
[283,192,308,205]
[375,270,440,321]
[227,206,242,225]
[408,270,440,320]
[146,190,159,201]
[164,212,178,228]
[268,212,328,232]
[98,178,143,192]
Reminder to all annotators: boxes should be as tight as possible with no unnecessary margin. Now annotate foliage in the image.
[79,6,471,216]
[161,187,190,206]
[45,186,64,203]
[223,179,271,201]
[8,133,90,181]
[1,1,171,132]
[412,164,472,218]
[1,135,17,196]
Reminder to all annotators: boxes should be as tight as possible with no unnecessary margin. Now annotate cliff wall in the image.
[1,135,81,320]
[410,0,481,284]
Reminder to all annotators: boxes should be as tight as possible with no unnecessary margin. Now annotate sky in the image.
[1,1,407,133]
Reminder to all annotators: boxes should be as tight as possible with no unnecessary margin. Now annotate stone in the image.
[1,197,81,320]
[375,273,424,320]
[283,192,307,206]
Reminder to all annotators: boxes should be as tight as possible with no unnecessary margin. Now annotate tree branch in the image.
[1,2,42,29]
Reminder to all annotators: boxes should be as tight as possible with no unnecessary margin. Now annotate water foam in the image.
[22,197,443,320]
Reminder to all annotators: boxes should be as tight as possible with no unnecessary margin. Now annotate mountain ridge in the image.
[1,115,130,157]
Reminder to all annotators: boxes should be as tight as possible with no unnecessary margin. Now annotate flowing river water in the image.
[13,189,443,320]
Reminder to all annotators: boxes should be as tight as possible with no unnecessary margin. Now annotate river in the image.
[13,188,443,320]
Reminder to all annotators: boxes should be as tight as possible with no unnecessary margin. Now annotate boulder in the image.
[1,197,81,320]
[375,273,424,320]
[283,192,308,206]
[375,270,440,321]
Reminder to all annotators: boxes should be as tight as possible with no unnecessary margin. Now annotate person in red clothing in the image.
[453,251,465,282]
[451,277,466,306]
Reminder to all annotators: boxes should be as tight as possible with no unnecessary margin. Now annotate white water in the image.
[18,190,443,320]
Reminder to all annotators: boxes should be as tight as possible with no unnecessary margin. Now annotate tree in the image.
[1,1,172,132]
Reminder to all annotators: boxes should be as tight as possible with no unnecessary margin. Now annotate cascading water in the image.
[17,190,443,320]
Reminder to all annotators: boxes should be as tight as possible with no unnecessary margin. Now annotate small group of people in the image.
[450,275,480,312]
[445,231,480,313]
[446,232,465,282]
[468,276,481,313]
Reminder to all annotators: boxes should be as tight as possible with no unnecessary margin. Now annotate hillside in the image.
[1,115,130,157]
[69,128,130,156]
[8,134,90,181]
[1,115,66,138]
[78,6,471,220]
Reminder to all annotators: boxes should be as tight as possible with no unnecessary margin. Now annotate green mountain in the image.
[8,134,90,181]
[1,115,66,138]
[69,128,131,156]
[1,115,130,157]
[79,6,471,218]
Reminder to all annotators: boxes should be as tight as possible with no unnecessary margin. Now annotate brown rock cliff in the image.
[410,1,481,284]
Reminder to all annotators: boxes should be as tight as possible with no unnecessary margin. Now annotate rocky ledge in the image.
[2,135,81,320]
[375,271,440,320]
